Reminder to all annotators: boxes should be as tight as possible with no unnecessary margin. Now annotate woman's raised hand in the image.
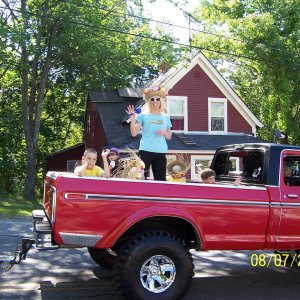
[126,105,136,118]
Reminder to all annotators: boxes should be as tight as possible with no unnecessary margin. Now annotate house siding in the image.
[169,64,251,133]
[85,98,107,149]
[228,102,252,134]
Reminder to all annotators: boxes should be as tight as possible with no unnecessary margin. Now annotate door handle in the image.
[287,194,298,199]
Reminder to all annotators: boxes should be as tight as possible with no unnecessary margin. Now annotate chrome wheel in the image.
[140,255,176,293]
[115,231,194,299]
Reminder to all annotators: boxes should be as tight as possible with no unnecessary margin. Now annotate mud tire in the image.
[87,247,115,269]
[114,230,194,300]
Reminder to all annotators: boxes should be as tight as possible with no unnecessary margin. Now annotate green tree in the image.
[0,70,26,193]
[0,0,181,199]
[191,0,300,144]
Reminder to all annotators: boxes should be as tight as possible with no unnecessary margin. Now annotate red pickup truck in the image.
[9,143,300,299]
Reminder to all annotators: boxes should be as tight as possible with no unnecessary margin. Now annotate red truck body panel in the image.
[44,174,273,250]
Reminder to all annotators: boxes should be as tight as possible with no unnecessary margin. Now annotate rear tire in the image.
[114,231,194,300]
[87,247,115,269]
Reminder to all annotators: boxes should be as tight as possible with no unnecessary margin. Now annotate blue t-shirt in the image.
[135,113,172,153]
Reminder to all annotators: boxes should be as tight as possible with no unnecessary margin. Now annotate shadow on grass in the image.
[0,192,42,217]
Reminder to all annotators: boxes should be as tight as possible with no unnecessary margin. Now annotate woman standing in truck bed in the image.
[126,86,172,181]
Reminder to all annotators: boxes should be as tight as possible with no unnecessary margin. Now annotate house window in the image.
[191,155,214,181]
[166,96,188,131]
[208,98,227,133]
[67,160,78,173]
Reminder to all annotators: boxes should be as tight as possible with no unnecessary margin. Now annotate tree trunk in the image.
[20,0,56,201]
[23,145,37,200]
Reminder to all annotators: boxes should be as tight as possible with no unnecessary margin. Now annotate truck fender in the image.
[98,206,202,249]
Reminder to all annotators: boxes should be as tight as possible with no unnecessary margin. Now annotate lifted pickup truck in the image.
[4,143,300,299]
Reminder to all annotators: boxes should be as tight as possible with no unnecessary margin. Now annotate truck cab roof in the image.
[211,143,300,186]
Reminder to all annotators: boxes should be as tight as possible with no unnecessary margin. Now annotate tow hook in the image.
[0,238,35,274]
[14,238,35,264]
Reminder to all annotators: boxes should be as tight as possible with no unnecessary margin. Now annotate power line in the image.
[60,1,300,66]
[0,5,256,59]
[92,1,298,58]
[0,5,299,70]
[65,0,245,43]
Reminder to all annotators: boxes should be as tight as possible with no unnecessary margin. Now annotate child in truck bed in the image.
[107,147,121,177]
[74,148,110,178]
[201,168,241,185]
[200,168,216,184]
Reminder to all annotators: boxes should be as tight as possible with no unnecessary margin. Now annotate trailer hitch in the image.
[0,238,35,274]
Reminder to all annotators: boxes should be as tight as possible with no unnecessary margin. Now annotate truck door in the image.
[277,150,300,248]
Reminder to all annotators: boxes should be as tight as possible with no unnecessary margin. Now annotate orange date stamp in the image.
[250,253,300,267]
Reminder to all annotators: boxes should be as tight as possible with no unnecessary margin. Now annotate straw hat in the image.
[143,86,168,101]
[167,160,187,175]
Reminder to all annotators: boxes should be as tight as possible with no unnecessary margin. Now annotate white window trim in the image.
[191,155,214,180]
[166,96,188,132]
[208,98,227,133]
[228,157,240,173]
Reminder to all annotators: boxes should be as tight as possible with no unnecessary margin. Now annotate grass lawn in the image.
[0,192,42,217]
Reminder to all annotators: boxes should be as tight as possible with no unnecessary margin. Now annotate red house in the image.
[47,52,263,180]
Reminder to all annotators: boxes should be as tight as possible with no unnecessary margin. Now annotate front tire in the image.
[87,247,115,269]
[115,231,194,300]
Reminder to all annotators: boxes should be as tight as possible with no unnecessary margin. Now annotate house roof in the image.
[88,90,123,102]
[118,87,144,98]
[88,88,144,103]
[47,142,85,158]
[95,97,141,148]
[170,133,263,151]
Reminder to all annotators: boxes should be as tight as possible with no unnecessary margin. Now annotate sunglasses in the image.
[150,97,161,102]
